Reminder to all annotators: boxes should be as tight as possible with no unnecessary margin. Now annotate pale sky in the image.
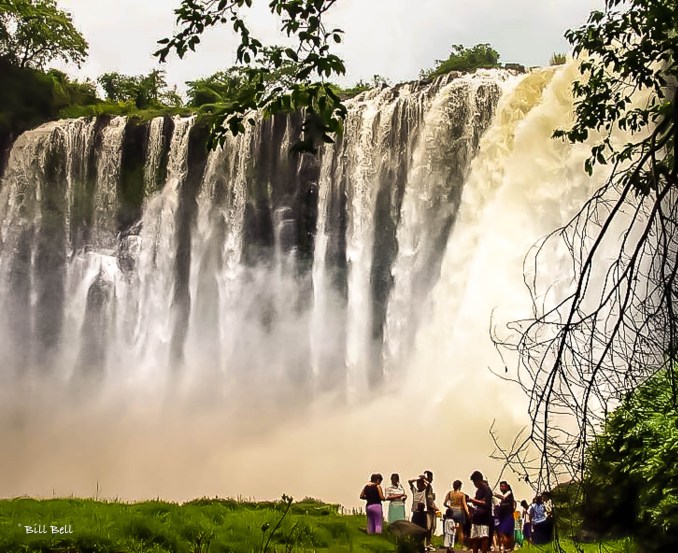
[56,0,602,90]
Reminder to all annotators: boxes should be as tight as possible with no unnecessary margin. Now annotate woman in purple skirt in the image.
[493,481,516,552]
[360,473,386,534]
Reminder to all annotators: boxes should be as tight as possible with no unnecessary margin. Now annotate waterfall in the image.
[93,116,125,248]
[0,64,620,505]
[0,70,508,395]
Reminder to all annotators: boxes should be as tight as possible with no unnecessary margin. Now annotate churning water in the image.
[0,63,620,505]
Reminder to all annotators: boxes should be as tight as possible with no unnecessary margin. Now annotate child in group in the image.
[443,480,470,551]
[443,511,457,551]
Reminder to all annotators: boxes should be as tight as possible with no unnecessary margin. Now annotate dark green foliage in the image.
[186,48,297,109]
[125,515,181,550]
[98,72,146,104]
[289,497,340,516]
[317,519,350,539]
[549,53,567,66]
[584,370,678,552]
[0,0,94,170]
[330,81,369,99]
[156,0,347,152]
[183,497,245,509]
[420,43,501,79]
[0,58,55,136]
[49,69,98,107]
[553,0,677,186]
[58,102,192,121]
[547,481,583,539]
[0,59,98,171]
[329,75,391,99]
[0,0,88,69]
[186,69,248,107]
[98,70,180,110]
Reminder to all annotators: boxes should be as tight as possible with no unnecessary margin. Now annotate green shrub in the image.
[550,53,567,65]
[584,369,678,552]
[421,43,501,79]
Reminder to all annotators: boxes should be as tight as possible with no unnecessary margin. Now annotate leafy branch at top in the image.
[0,0,88,70]
[553,0,677,191]
[155,0,347,152]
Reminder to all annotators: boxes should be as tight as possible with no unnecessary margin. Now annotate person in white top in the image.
[408,475,429,523]
[384,473,407,523]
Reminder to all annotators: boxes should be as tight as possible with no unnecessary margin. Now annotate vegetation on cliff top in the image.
[0,0,514,158]
[419,43,501,80]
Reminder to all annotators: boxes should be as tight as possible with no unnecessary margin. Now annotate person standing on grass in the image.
[542,491,554,542]
[408,474,430,552]
[468,471,493,553]
[384,473,407,523]
[360,473,385,534]
[529,495,548,544]
[444,479,470,549]
[409,475,429,529]
[423,470,439,551]
[520,500,532,545]
[493,481,516,552]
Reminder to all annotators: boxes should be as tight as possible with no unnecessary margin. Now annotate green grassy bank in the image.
[0,497,391,553]
[0,496,636,553]
[519,541,635,553]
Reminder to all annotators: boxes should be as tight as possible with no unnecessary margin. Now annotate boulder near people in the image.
[360,473,385,534]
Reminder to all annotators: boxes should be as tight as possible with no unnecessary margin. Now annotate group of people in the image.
[360,470,553,553]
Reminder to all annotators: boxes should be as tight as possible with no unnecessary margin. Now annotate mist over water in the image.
[0,63,617,507]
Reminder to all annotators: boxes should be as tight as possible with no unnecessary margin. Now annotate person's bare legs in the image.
[480,537,489,553]
[502,533,514,552]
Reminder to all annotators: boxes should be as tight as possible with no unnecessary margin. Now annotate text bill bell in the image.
[23,525,73,534]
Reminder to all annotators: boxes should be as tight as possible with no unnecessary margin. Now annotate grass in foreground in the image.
[517,539,635,552]
[0,496,636,553]
[0,496,393,553]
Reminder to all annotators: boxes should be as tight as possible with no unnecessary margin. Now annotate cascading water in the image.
[0,64,625,505]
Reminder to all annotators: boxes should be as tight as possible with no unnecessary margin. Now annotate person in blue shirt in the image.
[528,495,548,544]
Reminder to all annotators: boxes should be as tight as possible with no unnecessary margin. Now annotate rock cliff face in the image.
[0,71,508,398]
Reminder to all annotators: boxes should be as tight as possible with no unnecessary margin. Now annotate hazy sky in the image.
[56,0,603,90]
